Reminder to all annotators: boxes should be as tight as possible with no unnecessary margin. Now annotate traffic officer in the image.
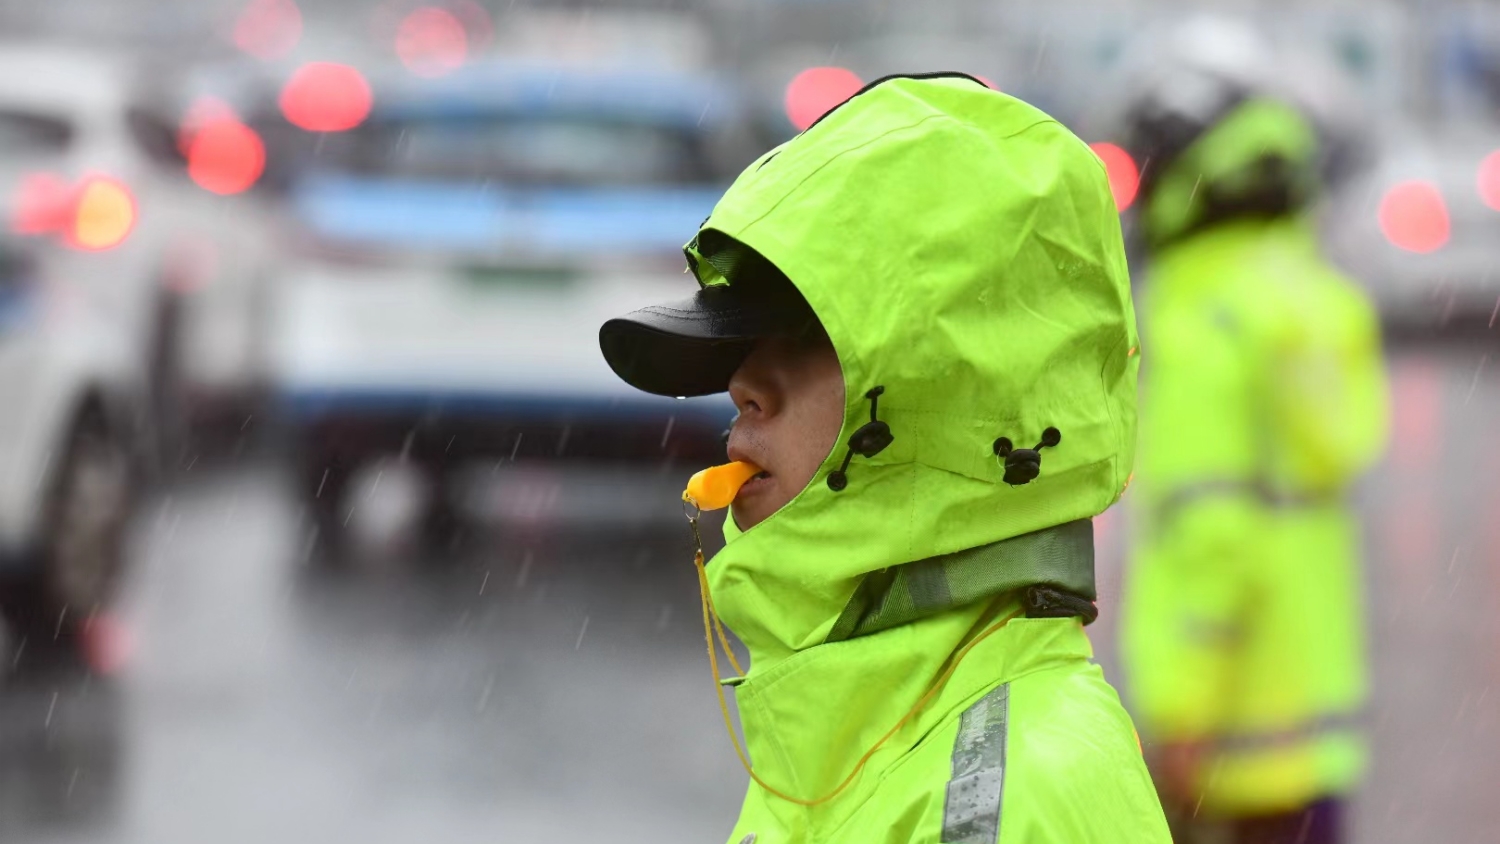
[1115,25,1390,844]
[600,74,1171,842]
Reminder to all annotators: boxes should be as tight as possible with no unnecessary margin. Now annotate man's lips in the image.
[724,442,771,502]
[725,442,763,473]
[726,440,774,506]
[735,470,773,501]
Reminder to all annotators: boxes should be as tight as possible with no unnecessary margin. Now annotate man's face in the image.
[725,333,845,531]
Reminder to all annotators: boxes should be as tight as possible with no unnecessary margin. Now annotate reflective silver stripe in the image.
[942,684,1009,844]
[1213,711,1363,754]
[1153,479,1343,534]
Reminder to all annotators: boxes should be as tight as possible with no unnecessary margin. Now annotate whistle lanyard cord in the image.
[691,549,1021,808]
[697,552,746,679]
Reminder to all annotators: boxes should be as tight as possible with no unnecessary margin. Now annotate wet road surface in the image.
[3,339,1498,844]
[3,466,745,844]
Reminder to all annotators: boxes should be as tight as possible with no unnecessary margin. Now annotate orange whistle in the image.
[683,461,762,511]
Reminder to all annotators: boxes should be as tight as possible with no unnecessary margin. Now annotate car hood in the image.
[270,259,700,400]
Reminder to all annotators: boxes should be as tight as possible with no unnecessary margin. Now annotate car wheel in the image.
[419,464,466,558]
[0,409,133,674]
[300,448,353,568]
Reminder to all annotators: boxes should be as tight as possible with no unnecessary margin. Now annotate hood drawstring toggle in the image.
[993,427,1062,486]
[828,386,894,491]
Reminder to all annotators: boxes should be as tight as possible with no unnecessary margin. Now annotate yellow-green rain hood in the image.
[690,74,1139,668]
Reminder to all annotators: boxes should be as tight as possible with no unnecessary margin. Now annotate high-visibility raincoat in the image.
[1123,216,1389,817]
[685,74,1171,843]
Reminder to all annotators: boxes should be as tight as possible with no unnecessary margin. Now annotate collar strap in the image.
[824,519,1096,644]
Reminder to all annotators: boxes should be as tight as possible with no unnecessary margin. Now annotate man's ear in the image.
[797,317,832,349]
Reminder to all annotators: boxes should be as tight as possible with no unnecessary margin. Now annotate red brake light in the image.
[280,62,373,133]
[187,117,266,195]
[784,67,863,132]
[11,172,73,235]
[68,176,137,251]
[1089,142,1140,211]
[1378,180,1449,254]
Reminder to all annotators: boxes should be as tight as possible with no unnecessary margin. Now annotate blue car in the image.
[264,62,742,558]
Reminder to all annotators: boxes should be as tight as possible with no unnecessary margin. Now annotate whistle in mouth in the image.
[683,461,762,511]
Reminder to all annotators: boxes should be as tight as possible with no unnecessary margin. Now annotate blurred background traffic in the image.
[0,0,1494,842]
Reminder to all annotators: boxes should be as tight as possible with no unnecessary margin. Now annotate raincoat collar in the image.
[823,519,1096,643]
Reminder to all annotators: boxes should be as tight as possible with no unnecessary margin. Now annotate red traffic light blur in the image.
[232,0,302,61]
[396,6,469,78]
[784,67,863,132]
[1378,180,1450,254]
[1089,142,1140,211]
[280,62,373,133]
[1477,151,1500,212]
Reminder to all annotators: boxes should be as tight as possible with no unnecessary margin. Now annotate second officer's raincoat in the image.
[1122,100,1391,817]
[684,74,1170,843]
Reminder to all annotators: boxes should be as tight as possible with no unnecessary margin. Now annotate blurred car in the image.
[1322,124,1500,333]
[0,45,150,668]
[0,43,285,668]
[0,45,283,462]
[265,61,744,557]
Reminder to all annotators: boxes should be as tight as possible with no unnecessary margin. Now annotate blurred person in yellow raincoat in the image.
[1114,23,1390,844]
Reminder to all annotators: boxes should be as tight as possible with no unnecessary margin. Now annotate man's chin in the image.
[730,504,767,533]
[729,473,782,532]
[731,490,788,532]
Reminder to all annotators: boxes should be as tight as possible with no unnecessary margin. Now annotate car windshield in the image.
[0,109,73,156]
[298,114,714,187]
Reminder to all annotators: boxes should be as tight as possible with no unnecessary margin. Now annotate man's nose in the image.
[728,367,777,418]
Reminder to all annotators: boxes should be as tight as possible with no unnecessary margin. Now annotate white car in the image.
[266,60,743,559]
[0,48,146,672]
[0,44,271,670]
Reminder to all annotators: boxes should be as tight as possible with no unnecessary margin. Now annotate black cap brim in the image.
[599,284,812,397]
